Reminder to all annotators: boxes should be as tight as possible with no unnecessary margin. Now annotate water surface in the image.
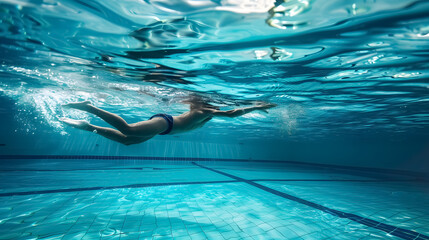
[0,0,428,141]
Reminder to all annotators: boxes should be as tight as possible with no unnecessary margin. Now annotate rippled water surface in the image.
[1,0,429,140]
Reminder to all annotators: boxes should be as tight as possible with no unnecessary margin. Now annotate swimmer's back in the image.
[170,109,213,134]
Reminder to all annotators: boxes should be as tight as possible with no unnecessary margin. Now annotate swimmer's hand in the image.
[255,102,277,113]
[62,101,91,111]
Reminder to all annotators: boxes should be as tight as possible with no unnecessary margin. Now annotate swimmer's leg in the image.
[63,101,132,134]
[60,118,152,145]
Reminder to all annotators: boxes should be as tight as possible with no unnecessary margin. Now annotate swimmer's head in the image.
[181,96,220,110]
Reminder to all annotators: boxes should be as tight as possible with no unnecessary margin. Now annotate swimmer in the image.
[60,100,276,145]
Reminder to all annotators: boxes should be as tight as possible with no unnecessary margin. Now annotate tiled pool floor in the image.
[0,159,428,239]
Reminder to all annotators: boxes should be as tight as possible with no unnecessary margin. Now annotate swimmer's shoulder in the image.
[199,108,217,115]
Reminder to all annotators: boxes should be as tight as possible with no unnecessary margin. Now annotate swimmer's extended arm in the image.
[208,103,276,118]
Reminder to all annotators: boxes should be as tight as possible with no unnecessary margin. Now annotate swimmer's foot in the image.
[62,101,91,111]
[60,118,91,131]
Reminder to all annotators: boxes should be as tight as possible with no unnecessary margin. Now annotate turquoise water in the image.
[1,0,429,239]
[0,0,428,141]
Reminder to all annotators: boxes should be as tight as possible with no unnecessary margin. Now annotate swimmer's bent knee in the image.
[122,136,140,146]
[119,125,135,135]
[122,135,150,146]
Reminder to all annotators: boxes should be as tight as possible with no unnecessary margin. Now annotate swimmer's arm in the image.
[206,103,277,118]
[209,107,260,118]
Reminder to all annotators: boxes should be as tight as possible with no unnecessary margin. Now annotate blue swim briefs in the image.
[149,114,173,135]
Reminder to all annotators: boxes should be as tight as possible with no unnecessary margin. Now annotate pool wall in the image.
[1,97,428,173]
[1,127,428,173]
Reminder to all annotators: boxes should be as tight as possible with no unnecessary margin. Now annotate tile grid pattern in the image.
[261,181,429,236]
[2,182,392,239]
[191,162,429,240]
[1,158,428,239]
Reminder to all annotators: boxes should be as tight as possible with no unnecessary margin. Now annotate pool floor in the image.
[0,159,428,239]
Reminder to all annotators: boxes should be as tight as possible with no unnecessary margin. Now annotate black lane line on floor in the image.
[1,154,426,179]
[0,178,420,198]
[252,179,427,183]
[192,162,429,240]
[0,167,425,183]
[0,180,238,197]
[0,167,192,172]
